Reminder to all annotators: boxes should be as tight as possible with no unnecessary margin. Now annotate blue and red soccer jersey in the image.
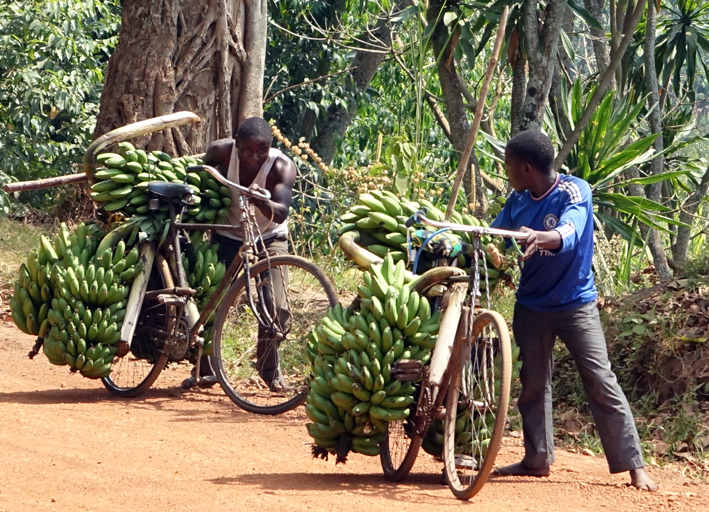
[491,173,597,312]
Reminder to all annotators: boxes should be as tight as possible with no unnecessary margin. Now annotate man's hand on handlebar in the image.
[517,227,561,261]
[248,183,270,207]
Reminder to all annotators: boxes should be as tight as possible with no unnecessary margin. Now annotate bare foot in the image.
[493,462,551,477]
[629,467,658,491]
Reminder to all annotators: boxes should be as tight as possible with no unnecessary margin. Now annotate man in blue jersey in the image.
[491,130,657,491]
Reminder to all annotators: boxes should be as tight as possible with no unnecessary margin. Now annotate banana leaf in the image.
[608,169,692,189]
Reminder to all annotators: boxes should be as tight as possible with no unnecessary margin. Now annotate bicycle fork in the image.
[392,282,469,438]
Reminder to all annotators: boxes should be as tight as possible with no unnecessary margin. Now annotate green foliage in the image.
[655,0,709,100]
[0,0,121,212]
[551,282,709,468]
[265,0,354,142]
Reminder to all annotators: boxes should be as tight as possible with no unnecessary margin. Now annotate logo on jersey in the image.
[543,214,559,230]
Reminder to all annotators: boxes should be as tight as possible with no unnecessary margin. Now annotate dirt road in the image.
[0,321,706,512]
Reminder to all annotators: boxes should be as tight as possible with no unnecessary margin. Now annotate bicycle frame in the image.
[122,164,278,383]
[404,211,530,436]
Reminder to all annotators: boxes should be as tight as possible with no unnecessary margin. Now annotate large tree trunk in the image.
[94,0,268,155]
[673,164,709,267]
[511,0,567,134]
[548,8,574,142]
[643,0,672,282]
[583,0,611,75]
[425,1,481,206]
[310,7,399,165]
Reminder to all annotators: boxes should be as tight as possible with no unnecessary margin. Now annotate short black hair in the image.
[236,117,273,144]
[505,130,555,174]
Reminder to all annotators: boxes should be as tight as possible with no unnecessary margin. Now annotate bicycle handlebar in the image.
[186,165,271,202]
[406,210,531,240]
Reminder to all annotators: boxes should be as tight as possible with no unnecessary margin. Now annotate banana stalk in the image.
[339,231,416,282]
[120,242,155,347]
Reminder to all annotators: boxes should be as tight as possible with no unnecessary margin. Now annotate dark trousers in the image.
[512,301,644,473]
[211,232,290,384]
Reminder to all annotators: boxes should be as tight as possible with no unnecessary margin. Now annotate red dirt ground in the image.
[0,321,707,512]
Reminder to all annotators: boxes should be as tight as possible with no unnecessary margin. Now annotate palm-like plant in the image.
[548,79,689,238]
[655,0,709,99]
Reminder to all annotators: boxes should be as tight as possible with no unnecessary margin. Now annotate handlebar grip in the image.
[186,165,205,173]
[252,186,271,200]
[405,209,425,228]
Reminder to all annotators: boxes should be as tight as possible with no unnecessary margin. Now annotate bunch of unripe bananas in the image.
[10,221,143,378]
[90,142,231,225]
[180,231,227,358]
[337,190,507,288]
[305,255,441,458]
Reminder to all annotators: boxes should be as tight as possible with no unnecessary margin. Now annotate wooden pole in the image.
[3,112,202,194]
[445,6,509,221]
[3,173,87,193]
[83,111,200,182]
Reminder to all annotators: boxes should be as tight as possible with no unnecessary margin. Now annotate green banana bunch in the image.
[337,189,417,264]
[337,189,508,291]
[179,165,231,225]
[181,231,226,358]
[10,221,146,379]
[306,254,443,459]
[90,142,215,221]
[10,249,52,337]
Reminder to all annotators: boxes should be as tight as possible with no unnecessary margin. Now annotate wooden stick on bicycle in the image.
[83,111,200,182]
[3,112,201,194]
[3,173,88,193]
[445,6,510,221]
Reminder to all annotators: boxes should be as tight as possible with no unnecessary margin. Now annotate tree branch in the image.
[262,67,355,105]
[553,0,647,170]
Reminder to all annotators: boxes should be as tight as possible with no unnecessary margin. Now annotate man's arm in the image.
[249,156,296,225]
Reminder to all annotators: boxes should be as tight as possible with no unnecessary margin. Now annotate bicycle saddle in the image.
[147,182,193,198]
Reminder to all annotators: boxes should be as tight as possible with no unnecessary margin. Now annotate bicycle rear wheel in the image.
[443,310,512,500]
[211,255,338,415]
[101,259,170,397]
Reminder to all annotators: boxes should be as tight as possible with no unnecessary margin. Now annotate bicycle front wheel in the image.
[380,414,423,481]
[211,255,338,415]
[102,258,170,397]
[443,310,512,500]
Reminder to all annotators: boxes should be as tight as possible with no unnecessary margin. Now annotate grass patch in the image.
[0,217,55,296]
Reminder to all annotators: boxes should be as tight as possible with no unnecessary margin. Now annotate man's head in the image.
[504,130,555,192]
[236,117,273,169]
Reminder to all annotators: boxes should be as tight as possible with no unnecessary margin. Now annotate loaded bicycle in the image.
[378,210,529,500]
[8,112,338,415]
[101,163,339,414]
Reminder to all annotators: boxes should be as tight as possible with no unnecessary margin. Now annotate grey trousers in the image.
[512,301,645,474]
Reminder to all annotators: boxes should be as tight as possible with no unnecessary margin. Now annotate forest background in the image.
[0,0,708,474]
